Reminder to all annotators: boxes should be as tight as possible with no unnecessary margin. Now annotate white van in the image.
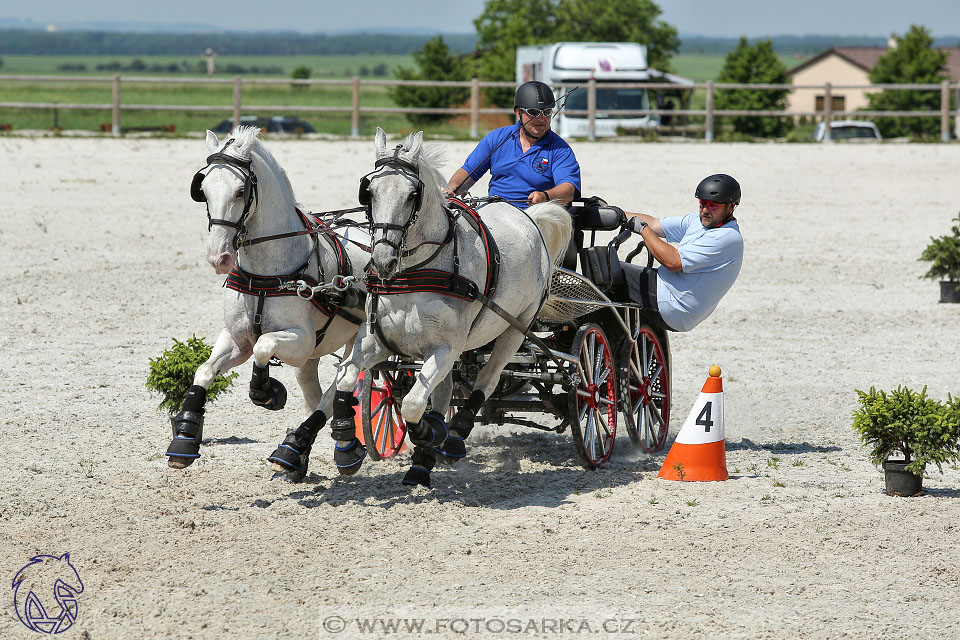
[516,42,660,137]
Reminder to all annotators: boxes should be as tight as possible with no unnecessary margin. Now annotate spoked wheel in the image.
[567,323,617,469]
[620,324,670,452]
[359,366,408,461]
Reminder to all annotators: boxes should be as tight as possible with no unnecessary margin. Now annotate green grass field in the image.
[0,53,803,136]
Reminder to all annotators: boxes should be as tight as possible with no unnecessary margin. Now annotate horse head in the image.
[193,128,261,274]
[367,127,427,279]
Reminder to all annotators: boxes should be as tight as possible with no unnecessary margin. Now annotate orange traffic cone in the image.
[657,365,728,481]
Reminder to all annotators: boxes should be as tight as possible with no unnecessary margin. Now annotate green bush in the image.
[919,213,960,282]
[145,335,238,415]
[852,386,960,474]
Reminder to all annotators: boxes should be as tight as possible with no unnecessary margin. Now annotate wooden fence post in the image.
[587,73,597,141]
[111,75,121,136]
[351,77,360,138]
[470,77,480,139]
[233,76,242,131]
[704,81,714,143]
[941,80,951,142]
[823,82,832,142]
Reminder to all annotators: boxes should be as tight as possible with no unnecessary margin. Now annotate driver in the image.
[622,174,744,332]
[447,81,581,208]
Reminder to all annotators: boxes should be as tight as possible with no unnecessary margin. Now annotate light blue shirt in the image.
[656,213,743,332]
[461,125,581,209]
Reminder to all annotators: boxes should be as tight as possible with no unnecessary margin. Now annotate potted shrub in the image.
[919,213,960,303]
[145,335,237,416]
[852,386,960,496]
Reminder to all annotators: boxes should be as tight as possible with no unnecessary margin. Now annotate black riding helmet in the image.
[695,174,741,204]
[515,81,556,110]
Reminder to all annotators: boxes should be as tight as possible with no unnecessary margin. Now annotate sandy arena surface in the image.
[2,134,960,639]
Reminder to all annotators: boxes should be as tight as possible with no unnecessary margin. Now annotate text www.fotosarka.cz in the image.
[320,615,647,635]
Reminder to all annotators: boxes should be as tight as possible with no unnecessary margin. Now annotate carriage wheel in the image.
[566,323,617,469]
[360,367,408,461]
[620,325,670,452]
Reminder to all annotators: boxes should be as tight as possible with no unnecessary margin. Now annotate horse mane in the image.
[221,125,300,207]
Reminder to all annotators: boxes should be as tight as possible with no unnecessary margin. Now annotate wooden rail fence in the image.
[0,74,957,141]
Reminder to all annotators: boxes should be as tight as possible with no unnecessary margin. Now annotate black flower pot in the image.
[883,459,923,496]
[940,281,960,303]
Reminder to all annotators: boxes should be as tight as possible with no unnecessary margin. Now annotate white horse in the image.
[320,128,573,487]
[167,126,369,482]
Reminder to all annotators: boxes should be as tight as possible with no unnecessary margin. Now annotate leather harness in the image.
[225,209,363,347]
[364,197,501,357]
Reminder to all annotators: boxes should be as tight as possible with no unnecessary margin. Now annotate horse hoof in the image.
[267,441,308,474]
[433,432,466,466]
[271,469,306,483]
[401,465,432,488]
[408,412,448,447]
[250,378,287,411]
[167,456,196,469]
[334,439,366,476]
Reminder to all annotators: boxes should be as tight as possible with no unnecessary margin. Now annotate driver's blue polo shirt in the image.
[460,125,581,209]
[657,213,743,332]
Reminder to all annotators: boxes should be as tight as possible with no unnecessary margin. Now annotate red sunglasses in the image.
[698,199,726,209]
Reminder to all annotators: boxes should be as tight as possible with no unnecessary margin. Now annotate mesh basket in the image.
[539,268,610,322]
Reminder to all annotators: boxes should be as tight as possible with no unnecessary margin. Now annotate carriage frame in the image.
[355,199,673,469]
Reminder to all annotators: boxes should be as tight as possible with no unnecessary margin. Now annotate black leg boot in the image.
[329,390,365,476]
[166,385,207,468]
[267,409,327,482]
[249,363,287,411]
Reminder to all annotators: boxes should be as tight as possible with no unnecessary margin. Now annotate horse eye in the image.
[234,189,244,199]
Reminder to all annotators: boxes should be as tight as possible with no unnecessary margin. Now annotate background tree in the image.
[291,65,311,91]
[473,0,679,107]
[714,37,792,138]
[390,35,470,126]
[867,25,947,139]
[556,0,679,72]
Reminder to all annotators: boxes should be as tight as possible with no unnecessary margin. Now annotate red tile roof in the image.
[788,47,960,81]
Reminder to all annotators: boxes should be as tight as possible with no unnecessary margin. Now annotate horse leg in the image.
[167,329,251,469]
[399,345,462,488]
[295,358,322,412]
[248,328,313,410]
[431,372,464,465]
[445,308,539,463]
[327,331,394,477]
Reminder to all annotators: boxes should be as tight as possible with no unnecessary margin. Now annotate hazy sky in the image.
[5,0,960,37]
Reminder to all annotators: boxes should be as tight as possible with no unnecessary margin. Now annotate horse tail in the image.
[526,202,574,267]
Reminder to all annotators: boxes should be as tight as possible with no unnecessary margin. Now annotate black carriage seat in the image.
[562,199,624,273]
[573,200,629,294]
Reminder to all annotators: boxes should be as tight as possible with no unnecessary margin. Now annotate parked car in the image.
[211,115,316,134]
[813,119,882,142]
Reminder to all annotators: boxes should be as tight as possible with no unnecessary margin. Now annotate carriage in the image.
[354,197,672,470]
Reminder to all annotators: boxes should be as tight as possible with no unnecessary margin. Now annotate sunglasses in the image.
[698,199,726,209]
[520,107,553,118]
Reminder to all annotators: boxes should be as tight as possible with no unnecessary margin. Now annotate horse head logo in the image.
[12,553,84,634]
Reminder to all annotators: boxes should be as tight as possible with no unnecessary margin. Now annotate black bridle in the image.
[190,142,260,250]
[358,144,425,259]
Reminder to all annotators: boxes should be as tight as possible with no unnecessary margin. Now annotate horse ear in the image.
[408,131,424,157]
[205,130,219,153]
[375,127,387,154]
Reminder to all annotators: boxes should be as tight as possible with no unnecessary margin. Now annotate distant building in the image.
[785,44,960,116]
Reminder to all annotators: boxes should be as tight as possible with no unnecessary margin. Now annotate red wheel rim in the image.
[570,325,617,467]
[624,326,670,452]
[360,369,408,460]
